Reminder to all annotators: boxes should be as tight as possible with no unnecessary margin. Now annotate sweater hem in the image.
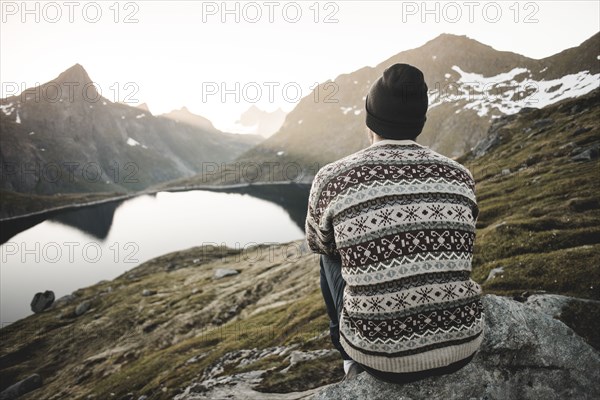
[339,331,484,373]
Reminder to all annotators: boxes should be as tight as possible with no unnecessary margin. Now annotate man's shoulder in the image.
[421,146,474,180]
[312,144,475,189]
[313,148,370,184]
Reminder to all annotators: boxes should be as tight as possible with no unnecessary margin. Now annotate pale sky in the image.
[1,0,599,132]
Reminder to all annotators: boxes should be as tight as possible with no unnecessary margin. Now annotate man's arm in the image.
[305,173,337,256]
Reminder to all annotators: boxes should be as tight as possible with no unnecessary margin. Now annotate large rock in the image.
[315,295,600,400]
[524,293,600,319]
[30,291,54,313]
[0,374,42,400]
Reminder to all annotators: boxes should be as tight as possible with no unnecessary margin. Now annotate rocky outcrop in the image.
[524,293,600,319]
[0,374,42,400]
[315,295,600,400]
[29,290,54,313]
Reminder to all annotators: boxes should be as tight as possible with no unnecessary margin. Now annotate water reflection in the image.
[1,185,309,245]
[200,183,311,231]
[50,201,122,241]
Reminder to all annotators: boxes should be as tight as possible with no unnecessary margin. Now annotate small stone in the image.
[75,300,91,316]
[572,126,592,136]
[485,267,504,282]
[501,168,511,176]
[559,142,575,150]
[569,104,582,114]
[532,118,553,129]
[213,269,239,279]
[571,147,599,162]
[165,262,178,272]
[30,290,55,313]
[142,289,157,297]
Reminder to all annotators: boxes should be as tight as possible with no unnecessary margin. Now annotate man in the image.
[305,63,484,383]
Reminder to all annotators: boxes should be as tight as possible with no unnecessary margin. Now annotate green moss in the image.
[476,244,600,300]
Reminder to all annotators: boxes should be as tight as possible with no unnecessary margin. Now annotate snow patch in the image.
[29,131,35,135]
[445,73,451,79]
[354,109,362,115]
[441,65,600,116]
[102,101,107,105]
[121,116,125,120]
[432,55,437,60]
[340,106,353,115]
[452,65,528,83]
[136,113,146,119]
[15,110,21,124]
[277,151,285,156]
[127,137,140,146]
[0,103,14,116]
[297,120,303,124]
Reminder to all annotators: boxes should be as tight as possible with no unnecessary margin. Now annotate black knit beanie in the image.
[365,63,428,140]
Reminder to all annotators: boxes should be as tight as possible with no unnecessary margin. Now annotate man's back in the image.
[306,138,484,374]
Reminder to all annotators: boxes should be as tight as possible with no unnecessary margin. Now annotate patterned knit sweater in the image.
[306,139,484,373]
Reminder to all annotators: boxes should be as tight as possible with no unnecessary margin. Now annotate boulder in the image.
[0,374,42,400]
[30,291,54,313]
[571,146,599,162]
[315,295,600,400]
[75,300,91,316]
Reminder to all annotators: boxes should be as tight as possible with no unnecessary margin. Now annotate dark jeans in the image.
[319,253,352,361]
[319,253,475,382]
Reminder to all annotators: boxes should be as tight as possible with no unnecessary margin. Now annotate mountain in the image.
[0,64,263,196]
[235,105,287,138]
[161,106,216,132]
[233,32,599,177]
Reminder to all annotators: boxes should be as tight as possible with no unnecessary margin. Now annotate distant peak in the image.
[55,63,93,85]
[429,33,475,44]
[136,103,151,113]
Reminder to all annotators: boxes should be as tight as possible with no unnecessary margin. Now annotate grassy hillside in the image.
[464,88,599,299]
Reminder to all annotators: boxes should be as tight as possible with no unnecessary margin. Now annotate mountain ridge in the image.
[0,65,263,198]
[228,32,599,180]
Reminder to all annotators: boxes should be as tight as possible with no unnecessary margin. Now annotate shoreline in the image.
[0,179,313,222]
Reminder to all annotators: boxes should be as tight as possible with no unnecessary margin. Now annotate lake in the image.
[0,184,310,324]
